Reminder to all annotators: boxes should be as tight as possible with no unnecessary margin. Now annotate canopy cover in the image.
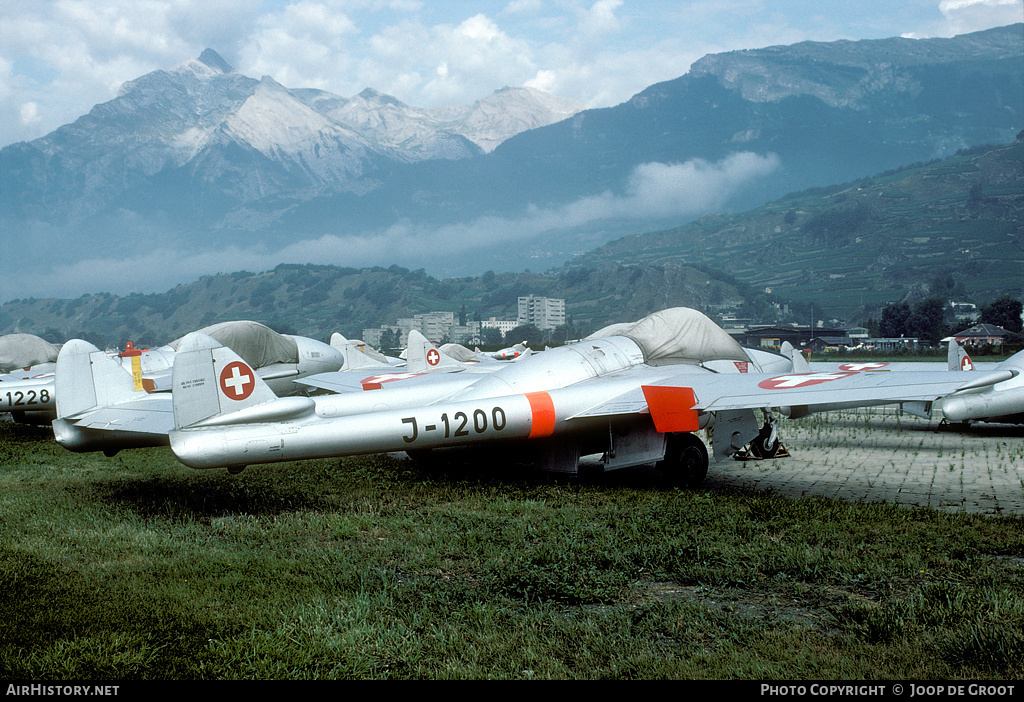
[440,343,480,362]
[587,308,748,365]
[170,321,299,369]
[0,334,60,372]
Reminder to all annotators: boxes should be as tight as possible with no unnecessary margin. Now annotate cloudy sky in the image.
[1,0,1021,147]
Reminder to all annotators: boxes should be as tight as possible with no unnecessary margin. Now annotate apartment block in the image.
[517,295,565,331]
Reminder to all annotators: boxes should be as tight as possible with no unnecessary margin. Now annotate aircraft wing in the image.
[298,367,483,395]
[570,366,1014,424]
[298,370,427,393]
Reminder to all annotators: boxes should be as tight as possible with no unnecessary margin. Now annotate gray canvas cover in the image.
[0,334,60,372]
[439,343,480,362]
[586,307,749,365]
[170,321,299,369]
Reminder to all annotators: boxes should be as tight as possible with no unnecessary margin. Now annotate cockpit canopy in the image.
[586,307,748,366]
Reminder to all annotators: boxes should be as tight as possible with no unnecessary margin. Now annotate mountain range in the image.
[0,24,1021,302]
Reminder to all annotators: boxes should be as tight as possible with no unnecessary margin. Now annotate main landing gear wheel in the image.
[657,432,709,488]
[749,427,781,459]
[736,416,790,460]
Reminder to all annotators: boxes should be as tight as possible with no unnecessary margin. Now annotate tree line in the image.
[874,296,1023,346]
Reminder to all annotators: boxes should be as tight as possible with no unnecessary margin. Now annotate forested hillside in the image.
[571,138,1024,319]
[0,263,748,348]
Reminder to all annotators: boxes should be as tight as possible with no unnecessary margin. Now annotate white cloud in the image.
[19,102,40,127]
[577,0,624,38]
[937,0,1023,35]
[267,152,782,268]
[500,0,543,16]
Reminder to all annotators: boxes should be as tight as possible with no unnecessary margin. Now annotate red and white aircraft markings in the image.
[758,371,858,390]
[361,372,425,390]
[839,362,889,371]
[220,361,255,401]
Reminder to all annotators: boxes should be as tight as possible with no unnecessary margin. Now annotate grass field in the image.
[1,418,1022,680]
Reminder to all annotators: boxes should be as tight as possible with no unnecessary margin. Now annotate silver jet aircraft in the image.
[164,308,1009,483]
[938,350,1024,424]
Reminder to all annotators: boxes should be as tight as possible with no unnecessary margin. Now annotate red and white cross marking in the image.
[758,371,858,390]
[839,362,890,371]
[361,372,424,390]
[219,361,256,401]
[961,356,974,371]
[426,348,440,366]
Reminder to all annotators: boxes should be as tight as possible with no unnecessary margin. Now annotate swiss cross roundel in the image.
[219,361,256,401]
[839,362,889,371]
[758,371,858,390]
[426,349,440,366]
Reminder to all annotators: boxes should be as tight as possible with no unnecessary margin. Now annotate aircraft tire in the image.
[751,434,781,459]
[657,432,709,488]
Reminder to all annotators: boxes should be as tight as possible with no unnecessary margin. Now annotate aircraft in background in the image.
[163,308,1006,483]
[789,340,1023,425]
[0,333,60,373]
[332,335,403,368]
[935,343,1024,425]
[49,321,347,454]
[480,342,529,360]
[1,334,62,422]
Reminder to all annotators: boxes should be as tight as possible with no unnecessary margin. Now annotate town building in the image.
[517,296,565,331]
[948,323,1010,346]
[480,317,519,336]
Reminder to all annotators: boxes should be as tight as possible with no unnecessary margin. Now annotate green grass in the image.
[1,421,1021,680]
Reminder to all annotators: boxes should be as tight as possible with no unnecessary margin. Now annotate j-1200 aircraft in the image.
[164,308,1011,484]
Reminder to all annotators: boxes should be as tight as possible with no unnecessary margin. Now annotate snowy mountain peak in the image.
[170,49,234,81]
[198,49,233,74]
[227,76,362,155]
[459,86,585,152]
[13,48,589,216]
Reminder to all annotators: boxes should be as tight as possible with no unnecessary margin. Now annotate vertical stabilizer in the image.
[780,342,811,372]
[331,332,392,371]
[55,340,147,419]
[171,332,278,429]
[406,330,465,372]
[948,340,974,371]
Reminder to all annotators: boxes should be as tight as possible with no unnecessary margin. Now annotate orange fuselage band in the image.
[525,391,557,438]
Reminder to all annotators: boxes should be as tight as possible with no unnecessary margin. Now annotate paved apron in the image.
[705,408,1024,517]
